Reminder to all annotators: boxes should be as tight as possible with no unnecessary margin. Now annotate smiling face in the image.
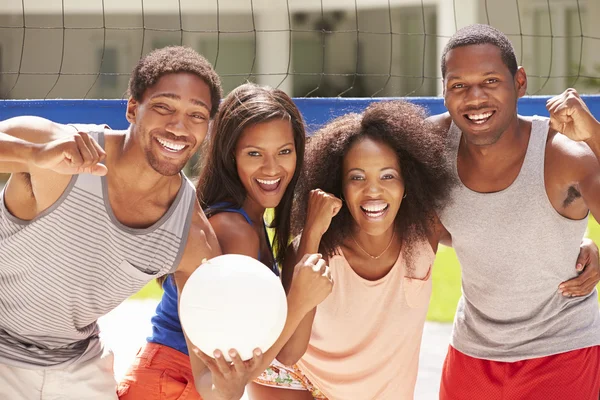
[234,118,297,210]
[443,43,527,146]
[126,72,212,176]
[342,137,404,236]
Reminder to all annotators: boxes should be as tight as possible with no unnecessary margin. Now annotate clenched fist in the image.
[31,131,107,176]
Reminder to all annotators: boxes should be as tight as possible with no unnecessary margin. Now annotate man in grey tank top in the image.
[0,45,230,399]
[428,25,600,399]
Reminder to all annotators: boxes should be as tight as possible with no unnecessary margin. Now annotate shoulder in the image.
[425,112,452,132]
[209,211,260,256]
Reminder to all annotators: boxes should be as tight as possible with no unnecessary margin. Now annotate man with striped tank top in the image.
[428,25,600,399]
[0,46,274,399]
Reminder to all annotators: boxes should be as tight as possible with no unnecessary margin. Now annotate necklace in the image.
[350,231,395,260]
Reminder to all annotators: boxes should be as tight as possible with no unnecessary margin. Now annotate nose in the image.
[464,84,489,108]
[365,180,383,197]
[165,114,187,137]
[261,154,280,176]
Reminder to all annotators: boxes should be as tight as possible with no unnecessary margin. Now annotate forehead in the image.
[445,44,509,77]
[142,72,212,106]
[237,119,295,147]
[343,137,399,169]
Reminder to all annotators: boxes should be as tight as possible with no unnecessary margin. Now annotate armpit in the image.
[563,185,582,208]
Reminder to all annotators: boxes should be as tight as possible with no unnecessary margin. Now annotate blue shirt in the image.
[147,204,279,355]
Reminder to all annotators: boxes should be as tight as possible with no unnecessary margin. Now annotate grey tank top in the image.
[439,117,600,362]
[0,126,196,368]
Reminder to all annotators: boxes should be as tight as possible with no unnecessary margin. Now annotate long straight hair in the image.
[197,83,306,264]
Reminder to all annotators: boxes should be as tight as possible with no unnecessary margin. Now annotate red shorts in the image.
[117,342,201,400]
[440,345,600,400]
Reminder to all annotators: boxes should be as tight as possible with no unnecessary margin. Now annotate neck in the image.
[461,116,527,166]
[351,225,398,258]
[108,127,180,194]
[241,197,266,225]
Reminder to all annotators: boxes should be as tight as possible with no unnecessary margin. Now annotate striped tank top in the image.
[438,117,600,362]
[0,125,196,368]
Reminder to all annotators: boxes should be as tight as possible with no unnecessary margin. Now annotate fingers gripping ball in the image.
[179,254,287,362]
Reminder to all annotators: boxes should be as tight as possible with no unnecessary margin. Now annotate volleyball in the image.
[179,254,287,361]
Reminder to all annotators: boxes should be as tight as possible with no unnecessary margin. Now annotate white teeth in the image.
[363,209,386,218]
[257,178,281,185]
[361,204,388,212]
[467,112,493,121]
[157,138,186,151]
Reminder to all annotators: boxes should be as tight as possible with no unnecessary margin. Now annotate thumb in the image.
[89,163,108,176]
[576,252,587,272]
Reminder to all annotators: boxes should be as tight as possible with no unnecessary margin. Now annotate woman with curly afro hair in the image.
[250,100,455,400]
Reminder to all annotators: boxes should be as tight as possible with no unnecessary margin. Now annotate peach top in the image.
[296,241,434,400]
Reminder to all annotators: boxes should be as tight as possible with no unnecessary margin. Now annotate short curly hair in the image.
[441,24,518,78]
[293,100,454,260]
[128,46,222,117]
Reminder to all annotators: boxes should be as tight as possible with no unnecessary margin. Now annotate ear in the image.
[126,97,139,125]
[515,66,527,98]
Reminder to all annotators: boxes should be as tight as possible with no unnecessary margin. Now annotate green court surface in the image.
[131,218,600,323]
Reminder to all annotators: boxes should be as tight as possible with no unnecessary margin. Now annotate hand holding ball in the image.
[179,254,287,361]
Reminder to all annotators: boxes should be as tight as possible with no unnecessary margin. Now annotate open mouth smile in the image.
[464,110,495,125]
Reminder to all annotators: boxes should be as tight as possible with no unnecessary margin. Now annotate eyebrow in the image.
[150,93,210,110]
[241,142,295,151]
[446,71,498,81]
[346,167,398,174]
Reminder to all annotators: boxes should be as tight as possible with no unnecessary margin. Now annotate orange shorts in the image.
[440,345,600,400]
[117,342,201,400]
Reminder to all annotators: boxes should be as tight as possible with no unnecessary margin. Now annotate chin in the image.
[151,161,187,176]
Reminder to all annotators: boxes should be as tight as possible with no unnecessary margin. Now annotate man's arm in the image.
[0,131,39,173]
[547,89,600,220]
[546,89,600,297]
[0,116,107,219]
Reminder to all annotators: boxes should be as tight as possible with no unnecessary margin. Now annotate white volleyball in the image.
[179,254,287,361]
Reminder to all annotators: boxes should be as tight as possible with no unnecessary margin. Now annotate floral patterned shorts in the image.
[254,359,328,400]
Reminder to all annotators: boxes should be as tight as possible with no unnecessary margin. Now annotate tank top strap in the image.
[66,126,107,199]
[514,117,550,188]
[206,202,253,226]
[205,203,279,276]
[447,120,463,177]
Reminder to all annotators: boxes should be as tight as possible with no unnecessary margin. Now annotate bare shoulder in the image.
[425,112,452,132]
[208,210,260,257]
